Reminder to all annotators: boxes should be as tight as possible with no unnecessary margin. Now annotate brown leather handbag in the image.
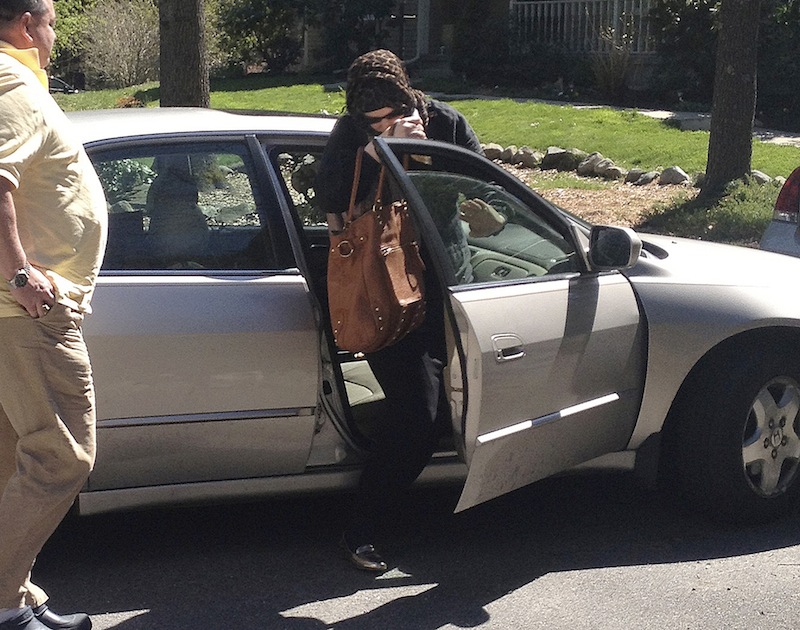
[327,149,426,354]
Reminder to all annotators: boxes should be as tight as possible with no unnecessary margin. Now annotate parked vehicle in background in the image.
[760,166,800,256]
[49,76,79,94]
[69,108,800,527]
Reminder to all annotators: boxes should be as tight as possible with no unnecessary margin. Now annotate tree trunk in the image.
[159,0,209,108]
[701,0,762,197]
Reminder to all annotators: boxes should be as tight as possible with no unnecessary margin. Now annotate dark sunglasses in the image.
[361,105,411,125]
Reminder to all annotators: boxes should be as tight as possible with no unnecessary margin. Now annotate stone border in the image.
[482,143,780,188]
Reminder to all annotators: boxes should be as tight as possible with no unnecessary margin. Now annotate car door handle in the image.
[492,333,526,363]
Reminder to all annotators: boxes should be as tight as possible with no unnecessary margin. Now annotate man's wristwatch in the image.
[7,262,32,289]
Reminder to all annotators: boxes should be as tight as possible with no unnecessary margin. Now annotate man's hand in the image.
[459,198,507,238]
[10,266,55,318]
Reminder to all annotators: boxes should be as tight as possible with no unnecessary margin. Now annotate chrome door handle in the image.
[492,333,526,363]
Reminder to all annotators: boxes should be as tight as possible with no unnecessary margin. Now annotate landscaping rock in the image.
[518,146,543,168]
[541,146,588,171]
[634,171,660,186]
[659,166,690,185]
[602,165,627,180]
[625,168,645,184]
[482,143,504,160]
[577,152,604,176]
[564,147,589,170]
[500,145,519,163]
[483,140,778,192]
[750,170,772,185]
[540,146,567,170]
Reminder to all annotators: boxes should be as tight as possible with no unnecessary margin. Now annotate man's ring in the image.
[42,304,50,313]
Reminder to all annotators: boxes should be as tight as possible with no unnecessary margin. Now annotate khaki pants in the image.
[0,303,96,609]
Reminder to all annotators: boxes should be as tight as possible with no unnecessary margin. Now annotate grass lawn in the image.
[54,75,800,179]
[53,74,800,244]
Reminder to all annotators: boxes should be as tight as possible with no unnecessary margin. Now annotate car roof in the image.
[66,107,337,145]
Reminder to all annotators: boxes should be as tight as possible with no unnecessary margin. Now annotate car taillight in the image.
[774,166,800,223]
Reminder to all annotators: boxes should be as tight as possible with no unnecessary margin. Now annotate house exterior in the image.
[301,0,508,70]
[509,0,655,55]
[394,0,655,61]
[302,0,654,81]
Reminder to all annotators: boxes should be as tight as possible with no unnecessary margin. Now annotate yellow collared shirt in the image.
[0,42,108,317]
[0,39,48,89]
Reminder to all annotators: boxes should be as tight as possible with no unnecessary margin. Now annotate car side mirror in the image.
[587,225,642,270]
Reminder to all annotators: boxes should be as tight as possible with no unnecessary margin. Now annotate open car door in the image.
[375,138,647,512]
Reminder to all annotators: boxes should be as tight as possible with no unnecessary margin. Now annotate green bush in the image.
[451,0,509,79]
[306,0,396,71]
[82,0,159,88]
[96,159,155,205]
[647,0,800,128]
[51,0,97,84]
[647,0,719,106]
[213,0,304,73]
[757,1,800,130]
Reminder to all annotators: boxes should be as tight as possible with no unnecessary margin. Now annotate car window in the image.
[92,144,278,271]
[275,149,325,226]
[406,170,580,286]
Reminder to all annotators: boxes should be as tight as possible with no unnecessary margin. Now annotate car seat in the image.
[146,154,210,266]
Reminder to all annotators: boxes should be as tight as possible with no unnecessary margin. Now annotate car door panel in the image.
[375,138,646,511]
[84,139,320,491]
[85,275,319,491]
[450,274,645,511]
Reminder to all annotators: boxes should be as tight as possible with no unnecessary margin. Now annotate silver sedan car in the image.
[71,108,800,525]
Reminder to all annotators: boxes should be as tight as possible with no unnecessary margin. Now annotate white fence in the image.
[510,0,655,55]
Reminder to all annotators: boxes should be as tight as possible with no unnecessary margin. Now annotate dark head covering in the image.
[345,49,428,128]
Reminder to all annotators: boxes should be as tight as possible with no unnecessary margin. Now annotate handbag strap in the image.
[373,154,410,207]
[348,148,411,218]
[346,147,365,222]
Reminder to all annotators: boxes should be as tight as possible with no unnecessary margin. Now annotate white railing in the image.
[510,0,655,55]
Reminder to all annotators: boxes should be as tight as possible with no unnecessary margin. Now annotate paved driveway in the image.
[37,473,800,629]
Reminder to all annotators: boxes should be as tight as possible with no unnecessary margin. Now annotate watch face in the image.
[13,271,28,288]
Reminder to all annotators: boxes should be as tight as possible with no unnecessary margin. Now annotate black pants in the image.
[346,303,448,546]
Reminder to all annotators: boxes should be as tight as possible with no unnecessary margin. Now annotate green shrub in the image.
[82,0,159,88]
[451,0,509,79]
[304,0,396,72]
[213,0,304,74]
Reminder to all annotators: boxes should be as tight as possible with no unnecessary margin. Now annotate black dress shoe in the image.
[0,608,49,629]
[31,606,90,630]
[340,534,388,572]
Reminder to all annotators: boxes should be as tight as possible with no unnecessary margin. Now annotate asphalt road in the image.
[35,473,800,629]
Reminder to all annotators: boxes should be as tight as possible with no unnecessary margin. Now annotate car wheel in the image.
[665,344,800,524]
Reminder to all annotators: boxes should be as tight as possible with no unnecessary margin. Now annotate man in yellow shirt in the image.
[0,1,107,629]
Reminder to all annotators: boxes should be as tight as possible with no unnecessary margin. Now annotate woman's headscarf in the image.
[345,49,428,128]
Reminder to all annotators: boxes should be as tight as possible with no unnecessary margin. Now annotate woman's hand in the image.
[365,110,427,161]
[389,110,427,140]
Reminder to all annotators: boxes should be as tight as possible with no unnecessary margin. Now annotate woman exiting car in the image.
[314,49,492,572]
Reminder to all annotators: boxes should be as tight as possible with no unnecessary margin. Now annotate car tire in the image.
[664,342,800,525]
